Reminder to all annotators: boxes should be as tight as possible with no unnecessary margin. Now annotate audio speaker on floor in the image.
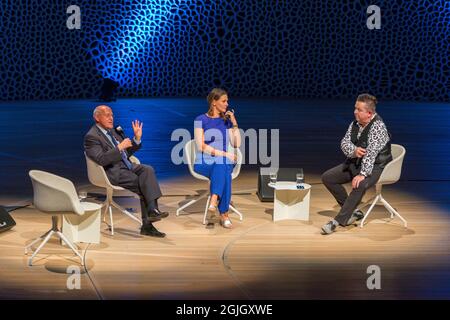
[0,206,16,233]
[257,167,304,202]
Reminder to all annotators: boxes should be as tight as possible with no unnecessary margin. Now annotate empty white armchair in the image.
[360,144,407,228]
[176,139,243,224]
[26,170,102,266]
[85,152,142,235]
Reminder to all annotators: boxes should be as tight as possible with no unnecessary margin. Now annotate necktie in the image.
[106,130,133,170]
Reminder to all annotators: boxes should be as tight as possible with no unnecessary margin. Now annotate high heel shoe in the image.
[208,205,218,213]
[206,205,218,226]
[220,217,233,229]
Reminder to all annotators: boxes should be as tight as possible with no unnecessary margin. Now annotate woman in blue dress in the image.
[194,88,241,228]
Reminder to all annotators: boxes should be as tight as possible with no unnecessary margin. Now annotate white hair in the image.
[93,105,110,118]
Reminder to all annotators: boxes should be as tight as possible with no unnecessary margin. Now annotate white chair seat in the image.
[80,202,103,213]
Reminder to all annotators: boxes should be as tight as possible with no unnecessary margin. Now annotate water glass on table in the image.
[296,172,304,189]
[270,172,277,185]
[78,191,87,201]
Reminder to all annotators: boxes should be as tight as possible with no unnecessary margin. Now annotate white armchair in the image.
[84,152,142,235]
[360,144,407,228]
[176,139,243,224]
[26,170,102,266]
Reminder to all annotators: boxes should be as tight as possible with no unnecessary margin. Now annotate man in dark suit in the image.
[84,105,168,237]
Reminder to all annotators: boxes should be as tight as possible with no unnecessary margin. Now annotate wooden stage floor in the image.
[0,98,449,299]
[1,171,450,299]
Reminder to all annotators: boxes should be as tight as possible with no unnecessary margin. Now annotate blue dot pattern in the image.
[0,0,448,101]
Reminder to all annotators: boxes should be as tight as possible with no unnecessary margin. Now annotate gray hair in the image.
[93,105,110,118]
[356,93,377,113]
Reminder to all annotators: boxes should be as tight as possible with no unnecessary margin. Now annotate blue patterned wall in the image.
[0,0,448,101]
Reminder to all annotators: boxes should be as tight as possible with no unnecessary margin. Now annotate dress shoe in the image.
[140,223,166,238]
[208,205,218,215]
[206,205,218,224]
[347,209,365,226]
[321,220,338,235]
[144,214,161,223]
[147,208,169,221]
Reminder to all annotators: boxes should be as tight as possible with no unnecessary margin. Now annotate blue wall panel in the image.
[0,0,448,101]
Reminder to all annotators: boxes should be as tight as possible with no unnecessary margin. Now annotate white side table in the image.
[62,202,102,244]
[269,181,311,222]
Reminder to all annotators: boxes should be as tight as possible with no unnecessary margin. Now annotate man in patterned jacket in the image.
[321,94,392,235]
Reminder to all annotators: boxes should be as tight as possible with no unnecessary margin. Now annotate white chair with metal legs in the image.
[26,170,102,266]
[85,153,142,235]
[176,139,243,224]
[359,144,407,228]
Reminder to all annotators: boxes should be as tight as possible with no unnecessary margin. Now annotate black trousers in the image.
[116,164,162,223]
[321,162,382,226]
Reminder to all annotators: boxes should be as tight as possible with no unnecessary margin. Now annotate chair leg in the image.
[103,190,143,235]
[176,199,198,216]
[379,198,396,218]
[57,231,84,266]
[176,192,208,216]
[25,229,52,254]
[101,203,113,232]
[28,214,85,267]
[109,206,114,235]
[28,230,54,266]
[379,195,407,228]
[203,195,211,225]
[229,204,243,221]
[360,195,380,228]
[111,201,142,225]
[102,201,108,223]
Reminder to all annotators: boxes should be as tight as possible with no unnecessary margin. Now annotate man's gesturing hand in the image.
[132,120,143,141]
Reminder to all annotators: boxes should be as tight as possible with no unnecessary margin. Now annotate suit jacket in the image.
[84,125,141,185]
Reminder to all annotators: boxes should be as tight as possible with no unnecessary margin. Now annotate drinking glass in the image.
[296,171,304,189]
[270,172,277,185]
[78,191,87,201]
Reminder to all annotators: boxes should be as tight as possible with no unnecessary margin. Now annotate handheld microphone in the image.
[225,108,235,119]
[114,125,126,139]
[356,141,367,167]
